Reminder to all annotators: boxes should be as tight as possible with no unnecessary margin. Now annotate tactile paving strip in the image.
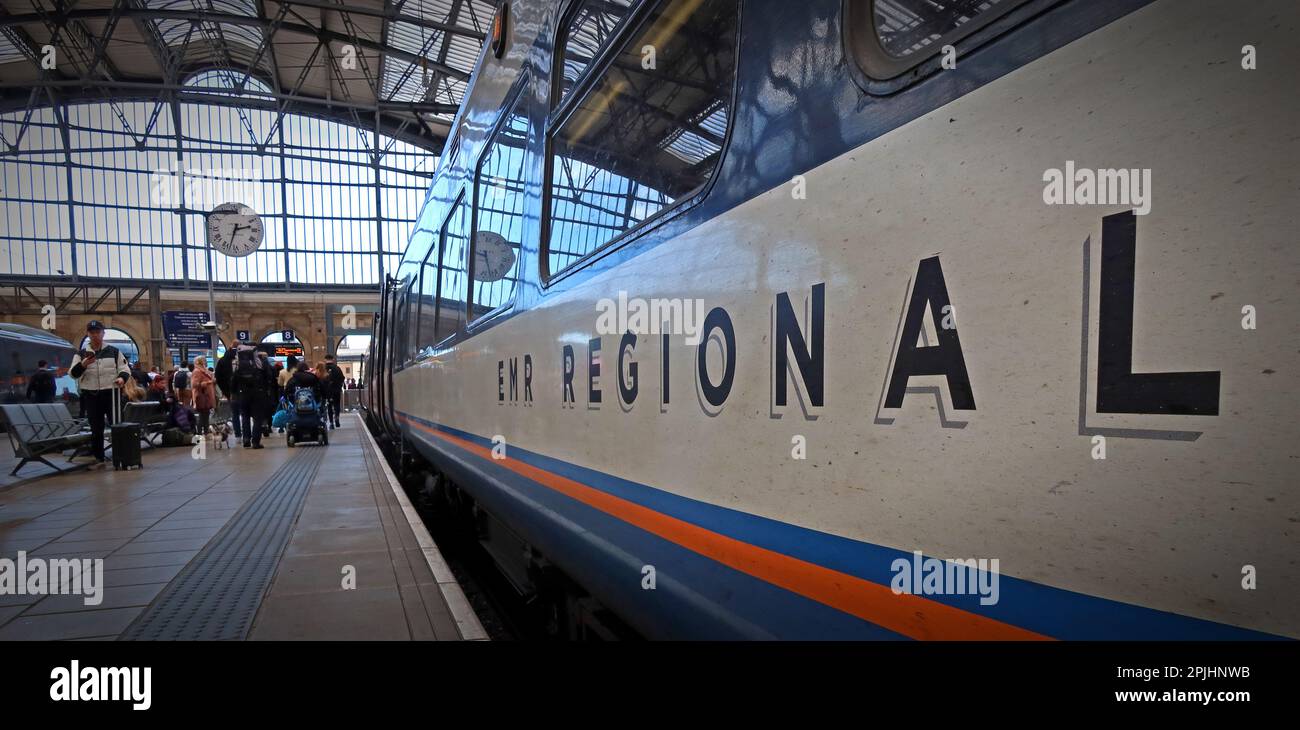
[119,447,327,640]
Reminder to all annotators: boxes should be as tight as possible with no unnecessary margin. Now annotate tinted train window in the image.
[415,236,441,358]
[402,278,419,365]
[545,0,738,281]
[849,0,1030,80]
[471,92,529,323]
[436,196,470,341]
[555,0,637,106]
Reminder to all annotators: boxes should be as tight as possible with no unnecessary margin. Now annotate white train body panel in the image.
[383,0,1298,639]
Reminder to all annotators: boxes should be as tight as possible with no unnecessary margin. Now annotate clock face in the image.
[207,203,264,258]
[472,231,516,282]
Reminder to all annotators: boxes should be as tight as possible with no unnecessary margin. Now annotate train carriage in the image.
[367,0,1299,639]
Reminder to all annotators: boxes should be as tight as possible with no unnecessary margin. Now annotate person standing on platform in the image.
[25,360,56,403]
[190,355,216,435]
[130,362,150,388]
[69,320,130,466]
[323,354,344,429]
[215,346,240,441]
[278,355,296,393]
[271,361,286,433]
[231,345,272,449]
[257,352,276,438]
[172,362,191,406]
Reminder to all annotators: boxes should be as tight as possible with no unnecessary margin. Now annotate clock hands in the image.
[208,205,261,256]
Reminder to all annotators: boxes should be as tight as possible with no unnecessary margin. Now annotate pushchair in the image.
[286,388,328,447]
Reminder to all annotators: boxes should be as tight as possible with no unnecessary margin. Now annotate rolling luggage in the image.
[111,389,142,470]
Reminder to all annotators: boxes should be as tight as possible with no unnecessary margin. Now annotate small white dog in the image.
[213,421,233,450]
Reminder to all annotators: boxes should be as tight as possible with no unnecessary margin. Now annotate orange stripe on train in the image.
[400,415,1050,641]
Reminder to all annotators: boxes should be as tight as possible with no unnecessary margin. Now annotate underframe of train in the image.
[374,419,639,641]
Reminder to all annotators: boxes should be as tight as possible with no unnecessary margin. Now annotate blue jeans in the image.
[230,398,246,437]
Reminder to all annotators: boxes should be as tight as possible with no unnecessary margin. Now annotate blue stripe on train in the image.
[399,411,1285,641]
[399,412,905,639]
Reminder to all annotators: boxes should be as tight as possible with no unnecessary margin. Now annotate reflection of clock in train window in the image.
[206,202,264,258]
[472,230,516,282]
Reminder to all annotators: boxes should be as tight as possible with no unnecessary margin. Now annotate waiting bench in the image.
[123,401,170,446]
[0,403,93,476]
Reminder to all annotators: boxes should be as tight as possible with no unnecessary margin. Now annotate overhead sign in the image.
[162,311,213,349]
[236,329,251,343]
[281,329,296,342]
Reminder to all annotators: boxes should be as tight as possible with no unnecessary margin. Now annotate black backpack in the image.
[233,352,261,394]
[172,369,190,390]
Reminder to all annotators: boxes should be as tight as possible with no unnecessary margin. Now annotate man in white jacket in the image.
[69,320,131,464]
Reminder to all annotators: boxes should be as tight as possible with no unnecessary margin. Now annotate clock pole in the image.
[203,210,216,335]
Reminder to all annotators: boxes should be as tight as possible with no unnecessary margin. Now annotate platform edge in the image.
[357,413,490,641]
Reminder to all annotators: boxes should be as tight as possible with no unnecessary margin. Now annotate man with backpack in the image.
[232,345,272,449]
[25,360,57,403]
[258,352,276,438]
[172,364,191,404]
[214,346,241,440]
[323,354,345,429]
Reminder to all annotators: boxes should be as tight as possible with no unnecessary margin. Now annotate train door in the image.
[384,277,410,437]
[373,275,399,437]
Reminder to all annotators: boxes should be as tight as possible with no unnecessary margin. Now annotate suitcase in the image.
[110,388,143,470]
[111,423,142,469]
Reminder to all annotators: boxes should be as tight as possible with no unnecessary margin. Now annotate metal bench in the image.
[123,401,170,446]
[0,403,94,476]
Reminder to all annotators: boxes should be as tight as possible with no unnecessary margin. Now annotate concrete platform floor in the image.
[0,414,485,641]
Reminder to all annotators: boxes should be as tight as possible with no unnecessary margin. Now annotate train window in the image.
[470,89,529,324]
[404,276,421,364]
[414,242,441,358]
[554,0,637,107]
[544,0,738,281]
[435,196,471,342]
[847,0,1031,81]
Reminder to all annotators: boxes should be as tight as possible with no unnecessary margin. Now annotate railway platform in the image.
[0,415,485,641]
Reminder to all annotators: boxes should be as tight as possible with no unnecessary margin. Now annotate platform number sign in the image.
[236,329,250,343]
[282,330,295,342]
